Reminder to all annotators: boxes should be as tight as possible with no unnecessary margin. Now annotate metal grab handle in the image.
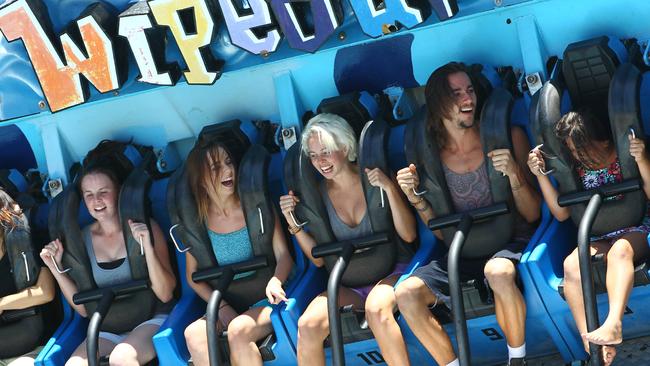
[380,187,385,208]
[138,235,144,256]
[412,187,428,196]
[169,224,191,253]
[21,252,30,283]
[531,144,557,176]
[258,207,265,235]
[630,128,636,139]
[289,211,308,228]
[49,254,71,274]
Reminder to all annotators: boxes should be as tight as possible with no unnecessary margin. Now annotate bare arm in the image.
[396,165,442,240]
[527,147,571,221]
[0,268,56,311]
[265,212,295,304]
[279,192,324,267]
[185,252,214,303]
[40,239,86,317]
[130,219,177,303]
[508,127,542,223]
[629,135,650,199]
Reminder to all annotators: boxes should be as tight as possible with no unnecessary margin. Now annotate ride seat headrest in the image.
[317,91,378,139]
[197,120,252,166]
[562,36,621,117]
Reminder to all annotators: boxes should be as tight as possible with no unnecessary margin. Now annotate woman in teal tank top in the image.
[183,140,294,366]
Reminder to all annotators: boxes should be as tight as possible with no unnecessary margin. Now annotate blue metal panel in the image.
[0,124,36,171]
[334,35,418,94]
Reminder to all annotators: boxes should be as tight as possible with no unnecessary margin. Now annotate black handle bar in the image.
[311,233,390,259]
[428,203,509,231]
[558,179,641,207]
[192,256,268,283]
[73,279,149,305]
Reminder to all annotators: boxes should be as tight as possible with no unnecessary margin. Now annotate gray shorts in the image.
[410,241,525,309]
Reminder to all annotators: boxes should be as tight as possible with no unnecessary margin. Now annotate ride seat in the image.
[167,120,279,362]
[47,145,161,335]
[0,171,50,358]
[531,36,648,297]
[284,95,410,347]
[403,86,517,321]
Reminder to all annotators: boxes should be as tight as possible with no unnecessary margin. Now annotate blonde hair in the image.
[300,113,357,162]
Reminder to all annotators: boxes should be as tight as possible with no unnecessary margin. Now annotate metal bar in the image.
[447,215,473,366]
[87,292,115,366]
[578,194,603,366]
[328,244,354,366]
[206,289,224,366]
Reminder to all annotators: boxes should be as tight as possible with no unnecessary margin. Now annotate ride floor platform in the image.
[528,335,650,365]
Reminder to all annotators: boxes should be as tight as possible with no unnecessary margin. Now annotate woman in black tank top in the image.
[0,189,56,362]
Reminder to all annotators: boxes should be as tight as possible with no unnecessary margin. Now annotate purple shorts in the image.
[349,262,410,301]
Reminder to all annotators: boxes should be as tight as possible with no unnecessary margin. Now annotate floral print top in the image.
[578,158,650,241]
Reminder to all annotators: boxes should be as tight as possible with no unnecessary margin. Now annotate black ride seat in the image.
[530,36,650,298]
[47,145,160,336]
[167,120,278,363]
[283,95,411,347]
[0,170,49,358]
[403,87,517,321]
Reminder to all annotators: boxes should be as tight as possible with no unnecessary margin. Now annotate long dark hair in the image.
[424,62,472,149]
[77,140,129,193]
[0,189,29,253]
[186,140,242,223]
[554,110,614,170]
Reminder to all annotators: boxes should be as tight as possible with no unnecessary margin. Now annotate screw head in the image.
[526,74,538,84]
[38,100,46,109]
[338,32,346,41]
[495,0,503,6]
[260,50,269,58]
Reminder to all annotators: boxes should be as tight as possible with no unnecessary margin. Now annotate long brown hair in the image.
[186,141,241,223]
[554,110,614,170]
[0,189,29,255]
[424,62,472,149]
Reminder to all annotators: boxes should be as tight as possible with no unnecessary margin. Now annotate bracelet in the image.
[415,199,430,212]
[409,197,424,206]
[288,225,303,235]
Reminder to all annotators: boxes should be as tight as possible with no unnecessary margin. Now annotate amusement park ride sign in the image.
[0,0,458,112]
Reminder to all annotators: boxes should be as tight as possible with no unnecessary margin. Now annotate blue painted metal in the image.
[2,0,650,364]
[0,124,36,171]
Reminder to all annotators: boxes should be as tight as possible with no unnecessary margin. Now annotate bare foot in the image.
[582,321,623,346]
[601,345,617,366]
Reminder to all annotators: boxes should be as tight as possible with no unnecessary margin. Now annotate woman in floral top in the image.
[528,111,650,366]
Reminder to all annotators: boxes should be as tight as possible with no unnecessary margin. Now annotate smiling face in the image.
[307,134,348,180]
[446,71,477,129]
[81,172,119,221]
[203,146,237,199]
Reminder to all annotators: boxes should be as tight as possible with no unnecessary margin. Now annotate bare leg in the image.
[484,258,526,348]
[185,306,237,366]
[297,288,365,366]
[585,231,649,346]
[395,277,456,365]
[365,274,410,366]
[65,337,117,366]
[227,306,273,366]
[562,242,610,352]
[108,322,161,365]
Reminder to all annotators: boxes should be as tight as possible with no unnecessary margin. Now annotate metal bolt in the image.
[113,90,119,96]
[48,180,60,189]
[160,161,167,169]
[338,32,346,41]
[526,74,538,84]
[260,50,269,58]
[494,0,502,6]
[38,100,46,109]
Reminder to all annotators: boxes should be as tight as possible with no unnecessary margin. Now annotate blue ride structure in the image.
[1,0,650,365]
